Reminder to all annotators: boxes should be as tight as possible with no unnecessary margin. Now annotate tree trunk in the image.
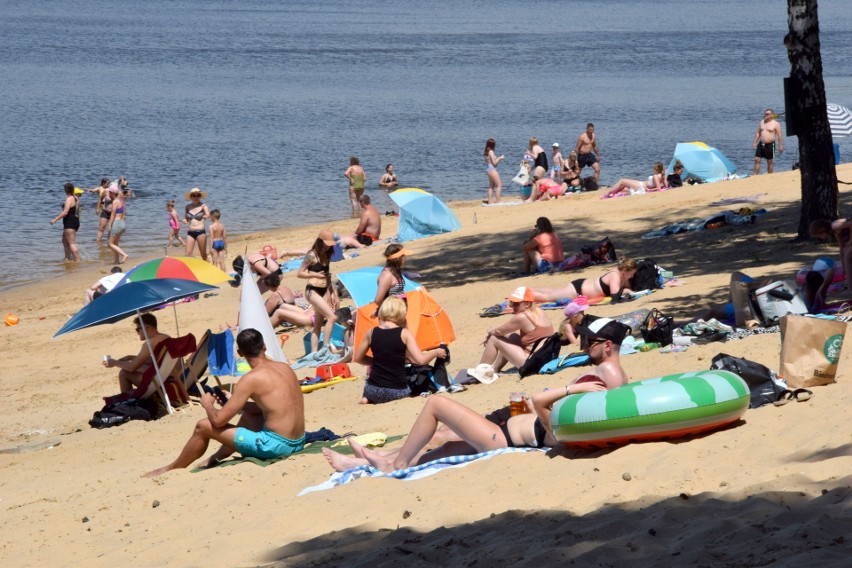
[785,0,838,238]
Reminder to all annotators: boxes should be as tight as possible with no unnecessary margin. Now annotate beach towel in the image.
[290,345,349,369]
[642,209,767,239]
[298,447,544,495]
[538,353,590,374]
[280,258,303,273]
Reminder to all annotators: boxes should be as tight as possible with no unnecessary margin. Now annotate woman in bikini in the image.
[527,166,564,202]
[602,162,666,198]
[531,258,638,303]
[95,178,113,244]
[263,272,314,328]
[107,184,129,264]
[374,244,410,307]
[184,188,210,260]
[484,138,505,204]
[379,164,398,189]
[297,230,338,352]
[560,151,581,192]
[344,157,366,216]
[231,252,283,294]
[50,182,81,262]
[323,316,630,473]
[474,286,554,378]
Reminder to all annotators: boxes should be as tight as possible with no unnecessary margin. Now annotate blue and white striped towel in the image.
[298,447,544,495]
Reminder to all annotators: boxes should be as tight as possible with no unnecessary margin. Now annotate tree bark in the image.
[785,0,838,238]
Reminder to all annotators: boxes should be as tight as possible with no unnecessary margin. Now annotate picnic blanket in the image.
[298,447,544,495]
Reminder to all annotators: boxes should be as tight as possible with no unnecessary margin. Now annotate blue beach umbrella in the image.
[389,188,462,242]
[54,278,218,415]
[668,142,737,183]
[337,266,420,307]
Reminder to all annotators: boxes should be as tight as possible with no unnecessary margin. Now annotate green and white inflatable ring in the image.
[550,370,749,448]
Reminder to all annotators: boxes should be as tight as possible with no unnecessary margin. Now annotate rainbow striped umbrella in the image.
[117,256,231,287]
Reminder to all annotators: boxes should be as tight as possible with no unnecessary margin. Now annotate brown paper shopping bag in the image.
[779,315,847,388]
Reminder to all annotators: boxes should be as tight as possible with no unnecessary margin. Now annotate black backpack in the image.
[406,360,453,396]
[630,259,662,291]
[89,398,159,429]
[518,333,562,378]
[710,353,785,409]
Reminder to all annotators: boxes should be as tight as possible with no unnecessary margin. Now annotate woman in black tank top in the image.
[356,297,448,404]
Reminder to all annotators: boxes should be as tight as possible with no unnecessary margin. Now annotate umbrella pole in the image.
[172,303,181,337]
[138,309,175,415]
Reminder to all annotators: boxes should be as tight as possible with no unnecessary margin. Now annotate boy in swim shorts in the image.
[209,209,228,271]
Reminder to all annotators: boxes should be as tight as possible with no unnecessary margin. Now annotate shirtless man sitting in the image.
[145,328,305,476]
[322,316,630,473]
[574,123,601,184]
[340,194,382,249]
[752,108,783,175]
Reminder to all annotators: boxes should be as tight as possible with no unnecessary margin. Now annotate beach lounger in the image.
[151,334,198,409]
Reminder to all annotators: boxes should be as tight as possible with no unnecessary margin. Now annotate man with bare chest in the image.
[752,108,783,174]
[574,123,601,184]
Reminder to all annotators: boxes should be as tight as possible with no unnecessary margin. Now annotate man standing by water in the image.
[752,108,783,175]
[574,123,601,185]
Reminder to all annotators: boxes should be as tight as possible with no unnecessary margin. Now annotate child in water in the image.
[166,200,185,247]
[209,209,228,271]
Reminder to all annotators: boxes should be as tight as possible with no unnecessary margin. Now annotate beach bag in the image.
[518,333,562,378]
[406,360,452,395]
[779,315,847,388]
[640,309,674,346]
[581,237,617,263]
[710,353,785,409]
[581,176,598,192]
[630,259,662,291]
[752,280,808,325]
[260,244,278,260]
[89,398,158,429]
[666,173,683,187]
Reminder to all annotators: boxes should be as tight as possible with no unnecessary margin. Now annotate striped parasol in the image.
[827,103,852,137]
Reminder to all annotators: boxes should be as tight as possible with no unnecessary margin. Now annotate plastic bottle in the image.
[637,342,661,352]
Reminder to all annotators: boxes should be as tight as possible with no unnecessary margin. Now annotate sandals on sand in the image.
[773,388,814,406]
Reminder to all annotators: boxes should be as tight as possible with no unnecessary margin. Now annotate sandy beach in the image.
[2,167,851,566]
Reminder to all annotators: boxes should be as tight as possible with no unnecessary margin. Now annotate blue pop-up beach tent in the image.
[668,141,737,183]
[389,188,462,242]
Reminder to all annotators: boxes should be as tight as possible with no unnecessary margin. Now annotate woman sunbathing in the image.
[527,166,563,201]
[322,316,630,473]
[263,272,314,328]
[602,162,666,198]
[472,287,554,378]
[531,258,637,302]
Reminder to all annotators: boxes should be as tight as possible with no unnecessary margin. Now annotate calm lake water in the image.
[1,0,851,290]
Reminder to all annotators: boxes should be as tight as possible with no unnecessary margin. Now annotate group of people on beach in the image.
[484,124,601,204]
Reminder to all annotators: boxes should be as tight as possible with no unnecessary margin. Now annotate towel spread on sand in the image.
[298,447,544,495]
[291,346,349,369]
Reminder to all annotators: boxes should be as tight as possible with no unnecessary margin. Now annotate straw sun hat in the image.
[184,188,209,200]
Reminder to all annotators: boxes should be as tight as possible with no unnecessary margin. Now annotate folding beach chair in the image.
[151,334,198,409]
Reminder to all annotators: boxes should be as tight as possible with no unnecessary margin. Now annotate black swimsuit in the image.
[486,406,548,448]
[305,259,330,296]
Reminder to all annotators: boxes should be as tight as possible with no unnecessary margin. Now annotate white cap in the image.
[552,142,560,147]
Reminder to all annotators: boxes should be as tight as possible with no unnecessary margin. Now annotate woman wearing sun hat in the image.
[298,229,339,353]
[373,244,412,307]
[470,286,554,381]
[184,188,210,260]
[559,296,589,347]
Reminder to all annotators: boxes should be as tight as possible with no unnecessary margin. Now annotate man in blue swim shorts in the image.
[145,328,306,476]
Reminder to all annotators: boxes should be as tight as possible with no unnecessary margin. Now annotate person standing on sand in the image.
[208,209,227,271]
[484,138,505,204]
[322,316,629,473]
[145,328,306,476]
[752,108,783,175]
[344,157,366,216]
[575,123,601,184]
[50,182,81,262]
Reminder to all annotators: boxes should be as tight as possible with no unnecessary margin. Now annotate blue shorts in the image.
[233,428,305,459]
[538,259,557,273]
[212,239,225,251]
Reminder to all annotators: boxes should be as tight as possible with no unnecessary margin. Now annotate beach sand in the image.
[2,167,851,566]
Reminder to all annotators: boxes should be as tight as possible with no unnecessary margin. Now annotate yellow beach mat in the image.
[300,375,360,393]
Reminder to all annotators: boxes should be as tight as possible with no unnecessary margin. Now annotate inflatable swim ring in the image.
[550,370,749,448]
